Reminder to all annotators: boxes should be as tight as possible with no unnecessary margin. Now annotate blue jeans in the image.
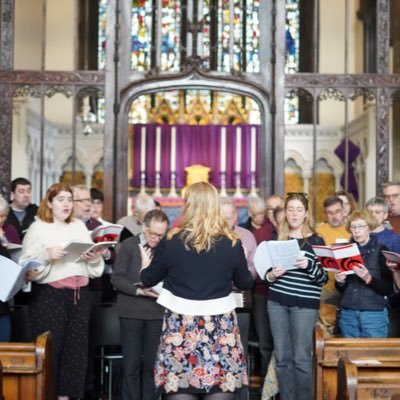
[267,301,318,400]
[339,308,388,338]
[120,317,163,400]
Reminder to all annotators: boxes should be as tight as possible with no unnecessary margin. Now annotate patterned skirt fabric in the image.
[155,309,248,394]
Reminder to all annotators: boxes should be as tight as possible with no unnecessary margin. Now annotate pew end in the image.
[0,331,54,400]
[315,324,400,400]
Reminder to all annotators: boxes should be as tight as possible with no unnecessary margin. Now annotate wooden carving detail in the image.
[0,70,105,86]
[376,87,390,194]
[0,84,12,197]
[377,0,390,74]
[0,0,13,70]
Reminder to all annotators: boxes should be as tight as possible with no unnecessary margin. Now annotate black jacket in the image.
[0,244,10,315]
[6,203,38,240]
[336,236,393,311]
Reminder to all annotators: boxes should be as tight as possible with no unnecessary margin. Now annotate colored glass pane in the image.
[98,0,107,70]
[285,0,300,123]
[131,0,152,71]
[160,0,181,71]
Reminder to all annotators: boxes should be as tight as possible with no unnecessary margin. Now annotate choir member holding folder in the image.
[20,183,104,400]
[335,209,393,338]
[263,192,327,400]
[0,194,21,341]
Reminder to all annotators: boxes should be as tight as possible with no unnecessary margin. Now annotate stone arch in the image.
[112,68,275,219]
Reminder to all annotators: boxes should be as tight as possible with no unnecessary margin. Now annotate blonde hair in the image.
[168,182,238,252]
[278,193,315,240]
[346,209,378,232]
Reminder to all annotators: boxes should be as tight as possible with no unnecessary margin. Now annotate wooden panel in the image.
[0,332,54,400]
[315,324,400,400]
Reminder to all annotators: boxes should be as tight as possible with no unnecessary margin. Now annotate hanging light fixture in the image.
[80,96,97,135]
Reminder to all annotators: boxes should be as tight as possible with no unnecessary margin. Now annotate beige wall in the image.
[14,0,75,124]
[319,0,364,125]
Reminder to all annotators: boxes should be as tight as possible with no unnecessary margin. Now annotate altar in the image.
[130,123,261,199]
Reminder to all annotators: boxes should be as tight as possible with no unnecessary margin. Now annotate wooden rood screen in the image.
[315,324,400,400]
[0,332,54,400]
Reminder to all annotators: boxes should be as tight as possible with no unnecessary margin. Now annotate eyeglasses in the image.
[91,199,103,205]
[384,193,400,200]
[146,227,165,240]
[349,224,368,231]
[73,198,91,204]
[286,192,309,200]
[368,209,384,215]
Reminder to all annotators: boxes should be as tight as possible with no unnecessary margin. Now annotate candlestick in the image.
[220,127,226,173]
[155,127,161,172]
[235,126,242,173]
[250,127,256,173]
[171,127,176,172]
[140,126,146,171]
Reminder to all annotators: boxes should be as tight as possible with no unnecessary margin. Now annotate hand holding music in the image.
[137,286,158,298]
[352,263,371,284]
[47,245,67,261]
[335,271,347,284]
[294,256,308,269]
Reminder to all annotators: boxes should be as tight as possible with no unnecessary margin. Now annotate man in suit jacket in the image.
[112,209,169,400]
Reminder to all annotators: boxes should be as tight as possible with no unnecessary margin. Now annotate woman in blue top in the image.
[141,182,253,400]
[265,192,327,400]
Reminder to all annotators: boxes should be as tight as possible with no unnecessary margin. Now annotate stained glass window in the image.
[214,0,260,73]
[131,0,152,71]
[245,0,260,73]
[285,0,300,123]
[98,0,107,70]
[160,1,182,70]
[99,0,260,74]
[285,0,300,74]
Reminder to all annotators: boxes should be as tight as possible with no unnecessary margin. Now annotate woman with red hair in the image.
[20,182,104,400]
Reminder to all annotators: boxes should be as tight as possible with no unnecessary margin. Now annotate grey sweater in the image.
[111,235,164,320]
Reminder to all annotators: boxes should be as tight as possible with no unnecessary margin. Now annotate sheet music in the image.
[253,239,302,279]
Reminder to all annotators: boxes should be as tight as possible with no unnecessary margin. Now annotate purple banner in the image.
[131,124,260,189]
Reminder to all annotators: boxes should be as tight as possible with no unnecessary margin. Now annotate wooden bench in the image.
[336,356,400,400]
[315,324,400,400]
[0,331,54,400]
[0,359,4,400]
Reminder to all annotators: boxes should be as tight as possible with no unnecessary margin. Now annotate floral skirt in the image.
[154,309,248,394]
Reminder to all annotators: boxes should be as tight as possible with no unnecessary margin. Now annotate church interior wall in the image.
[6,0,387,213]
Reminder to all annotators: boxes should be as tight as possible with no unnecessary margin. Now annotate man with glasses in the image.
[367,196,400,337]
[112,209,169,400]
[316,195,351,335]
[383,182,400,233]
[366,196,400,253]
[73,185,102,230]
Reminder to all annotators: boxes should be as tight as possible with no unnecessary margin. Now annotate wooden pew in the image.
[315,324,400,400]
[0,359,4,400]
[0,331,54,400]
[336,356,400,400]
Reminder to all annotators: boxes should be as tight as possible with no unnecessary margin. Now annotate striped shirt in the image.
[266,234,328,310]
